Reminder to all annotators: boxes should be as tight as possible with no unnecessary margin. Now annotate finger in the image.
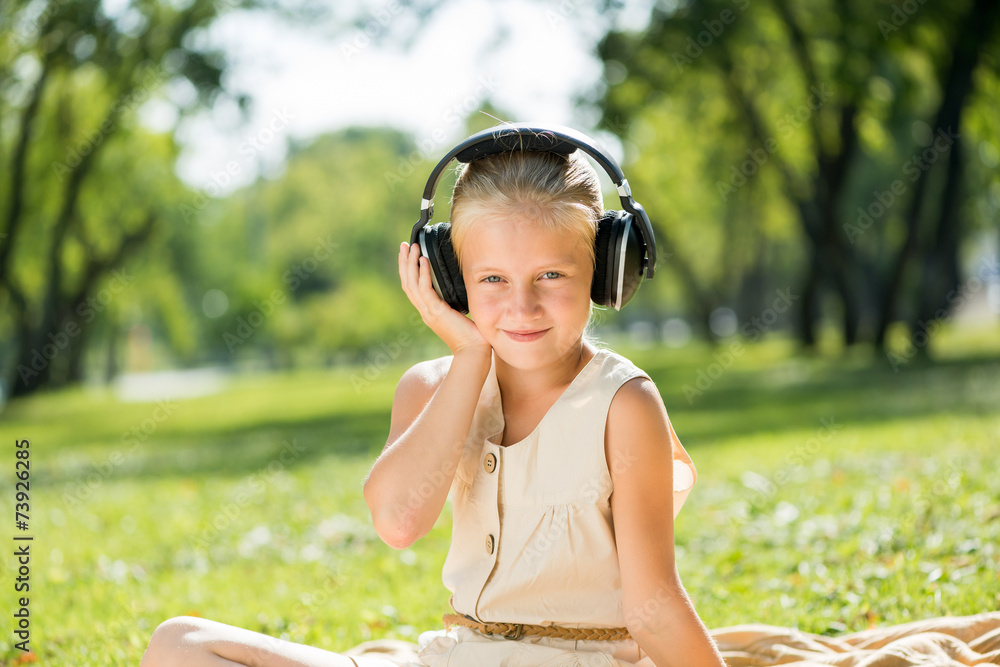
[407,243,425,304]
[409,245,436,317]
[418,256,442,313]
[416,256,439,304]
[398,242,410,293]
[400,250,419,307]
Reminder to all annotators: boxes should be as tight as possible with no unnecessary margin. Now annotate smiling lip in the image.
[503,329,550,342]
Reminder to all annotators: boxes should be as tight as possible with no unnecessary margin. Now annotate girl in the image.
[141,128,723,667]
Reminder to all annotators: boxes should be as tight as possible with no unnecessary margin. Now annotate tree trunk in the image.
[65,297,93,384]
[7,330,43,398]
[915,137,964,329]
[105,324,120,385]
[799,255,822,347]
[8,313,58,398]
[873,164,933,349]
[821,105,864,346]
[874,0,998,351]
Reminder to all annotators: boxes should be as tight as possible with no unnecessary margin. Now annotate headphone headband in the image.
[409,123,656,279]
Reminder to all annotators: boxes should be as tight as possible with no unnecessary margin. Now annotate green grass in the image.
[1,323,999,666]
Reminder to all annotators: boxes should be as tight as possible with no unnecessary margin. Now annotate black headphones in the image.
[408,123,656,314]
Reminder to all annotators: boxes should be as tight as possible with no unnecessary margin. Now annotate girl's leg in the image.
[141,616,361,667]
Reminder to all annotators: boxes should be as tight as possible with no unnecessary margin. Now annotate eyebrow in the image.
[467,259,581,273]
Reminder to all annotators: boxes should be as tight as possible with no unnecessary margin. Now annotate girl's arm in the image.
[364,241,493,549]
[606,377,725,667]
[363,348,490,549]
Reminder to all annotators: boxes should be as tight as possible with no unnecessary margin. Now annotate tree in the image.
[0,0,339,398]
[596,0,1000,349]
[202,127,438,364]
[873,0,1000,350]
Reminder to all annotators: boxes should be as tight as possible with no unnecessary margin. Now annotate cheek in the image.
[550,284,592,317]
[466,287,501,320]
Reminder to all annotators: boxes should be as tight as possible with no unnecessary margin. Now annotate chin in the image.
[493,340,578,370]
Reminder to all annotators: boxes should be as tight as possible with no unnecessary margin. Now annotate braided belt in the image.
[443,613,631,641]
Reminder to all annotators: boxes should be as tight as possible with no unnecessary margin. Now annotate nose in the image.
[509,281,542,319]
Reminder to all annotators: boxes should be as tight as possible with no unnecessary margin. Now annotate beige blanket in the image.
[709,612,1000,666]
[344,613,1000,666]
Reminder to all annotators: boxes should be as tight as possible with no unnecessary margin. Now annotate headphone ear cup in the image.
[592,211,646,310]
[591,212,616,307]
[420,222,469,314]
[615,214,646,310]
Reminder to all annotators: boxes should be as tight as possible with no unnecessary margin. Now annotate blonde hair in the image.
[448,150,602,270]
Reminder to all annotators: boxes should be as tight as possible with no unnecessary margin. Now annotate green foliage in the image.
[0,0,240,393]
[597,0,1000,340]
[5,0,998,396]
[185,127,440,363]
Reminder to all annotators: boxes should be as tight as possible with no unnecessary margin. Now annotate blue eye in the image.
[483,276,502,283]
[543,272,562,279]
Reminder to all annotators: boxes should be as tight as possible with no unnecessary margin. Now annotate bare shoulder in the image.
[395,355,453,398]
[605,375,670,473]
[386,356,453,446]
[609,375,667,423]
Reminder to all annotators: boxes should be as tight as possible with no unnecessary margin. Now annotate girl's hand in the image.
[399,242,492,358]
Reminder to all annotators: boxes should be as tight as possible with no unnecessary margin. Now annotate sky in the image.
[153,0,656,194]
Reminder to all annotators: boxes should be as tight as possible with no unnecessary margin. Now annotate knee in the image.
[141,616,210,667]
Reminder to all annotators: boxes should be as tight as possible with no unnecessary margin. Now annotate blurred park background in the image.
[0,0,999,664]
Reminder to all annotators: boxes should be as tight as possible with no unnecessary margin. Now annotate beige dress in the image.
[348,346,697,667]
